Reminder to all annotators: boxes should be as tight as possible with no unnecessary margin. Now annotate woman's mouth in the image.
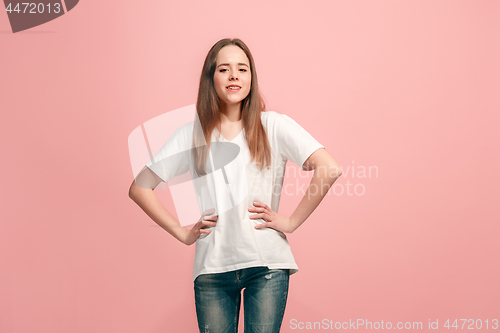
[227,85,241,91]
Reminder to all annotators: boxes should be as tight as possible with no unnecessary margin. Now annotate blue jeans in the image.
[194,266,290,333]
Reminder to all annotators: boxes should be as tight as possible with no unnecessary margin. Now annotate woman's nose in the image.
[229,71,239,80]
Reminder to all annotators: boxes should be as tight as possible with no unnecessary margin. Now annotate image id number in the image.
[444,319,498,330]
[5,3,62,14]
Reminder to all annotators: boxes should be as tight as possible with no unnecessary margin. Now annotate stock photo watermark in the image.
[3,0,79,33]
[289,318,499,330]
[247,160,379,199]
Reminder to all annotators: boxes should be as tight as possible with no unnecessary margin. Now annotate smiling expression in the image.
[213,45,251,109]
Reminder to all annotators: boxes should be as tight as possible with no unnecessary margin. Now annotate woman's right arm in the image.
[128,167,217,245]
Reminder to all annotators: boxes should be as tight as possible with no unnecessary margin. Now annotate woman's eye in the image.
[218,68,247,73]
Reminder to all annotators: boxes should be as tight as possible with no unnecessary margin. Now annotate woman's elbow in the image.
[128,180,141,201]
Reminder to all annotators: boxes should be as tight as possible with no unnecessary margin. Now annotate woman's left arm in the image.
[251,148,342,233]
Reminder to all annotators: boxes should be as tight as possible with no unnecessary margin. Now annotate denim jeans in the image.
[194,266,290,333]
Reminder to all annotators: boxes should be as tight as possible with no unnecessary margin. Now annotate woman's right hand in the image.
[181,209,218,246]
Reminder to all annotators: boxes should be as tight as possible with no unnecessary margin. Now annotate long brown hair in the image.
[192,38,272,176]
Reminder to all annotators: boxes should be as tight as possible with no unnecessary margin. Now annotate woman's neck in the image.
[219,102,242,125]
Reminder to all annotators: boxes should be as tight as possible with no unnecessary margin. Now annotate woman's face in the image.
[213,45,251,109]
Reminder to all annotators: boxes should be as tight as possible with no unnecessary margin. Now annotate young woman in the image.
[129,38,342,333]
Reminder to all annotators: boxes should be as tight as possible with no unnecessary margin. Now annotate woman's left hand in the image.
[248,201,296,234]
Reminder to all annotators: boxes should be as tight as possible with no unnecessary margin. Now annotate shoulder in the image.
[260,110,285,128]
[177,120,195,132]
[260,110,280,121]
[261,110,299,122]
[165,120,194,148]
[171,120,195,139]
[260,111,302,131]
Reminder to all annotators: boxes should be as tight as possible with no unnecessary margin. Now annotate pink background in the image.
[1,0,499,332]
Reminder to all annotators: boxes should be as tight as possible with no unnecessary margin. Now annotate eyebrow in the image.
[216,63,249,68]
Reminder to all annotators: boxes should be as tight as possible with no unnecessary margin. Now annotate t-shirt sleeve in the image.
[144,125,191,182]
[275,113,325,170]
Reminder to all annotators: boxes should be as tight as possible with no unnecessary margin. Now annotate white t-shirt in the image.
[145,111,324,282]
